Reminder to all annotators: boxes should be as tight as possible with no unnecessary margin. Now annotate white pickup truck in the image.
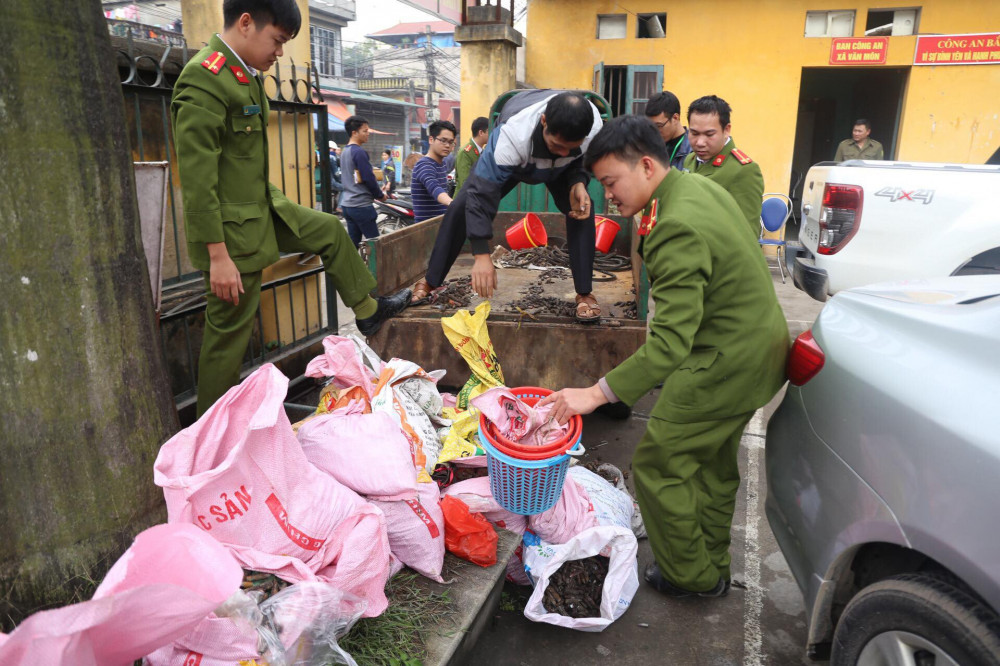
[791,160,1000,301]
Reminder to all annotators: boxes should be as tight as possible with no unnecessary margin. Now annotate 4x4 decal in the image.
[874,187,935,204]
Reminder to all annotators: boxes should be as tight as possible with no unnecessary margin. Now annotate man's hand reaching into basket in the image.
[538,385,608,426]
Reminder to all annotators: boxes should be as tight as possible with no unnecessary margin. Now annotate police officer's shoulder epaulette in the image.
[731,148,753,165]
[229,65,250,85]
[711,153,727,167]
[464,143,473,152]
[200,51,226,75]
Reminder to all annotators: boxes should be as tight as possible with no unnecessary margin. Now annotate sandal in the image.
[575,293,602,322]
[410,278,435,305]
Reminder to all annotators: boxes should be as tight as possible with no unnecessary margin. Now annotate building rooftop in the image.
[366,20,455,38]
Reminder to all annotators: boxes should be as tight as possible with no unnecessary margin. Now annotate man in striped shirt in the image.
[411,120,456,223]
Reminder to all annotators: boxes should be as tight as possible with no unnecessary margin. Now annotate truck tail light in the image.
[817,184,863,255]
[787,330,825,385]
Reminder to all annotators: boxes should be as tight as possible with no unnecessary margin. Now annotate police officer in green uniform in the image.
[171,0,409,416]
[834,118,884,161]
[683,95,764,234]
[542,116,788,597]
[453,116,488,194]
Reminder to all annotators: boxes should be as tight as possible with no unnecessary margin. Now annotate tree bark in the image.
[0,0,179,626]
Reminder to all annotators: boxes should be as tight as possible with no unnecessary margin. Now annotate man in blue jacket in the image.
[411,90,604,321]
[340,115,386,246]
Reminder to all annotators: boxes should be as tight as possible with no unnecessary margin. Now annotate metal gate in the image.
[116,37,338,418]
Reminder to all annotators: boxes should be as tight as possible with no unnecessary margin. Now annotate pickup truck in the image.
[791,160,1000,301]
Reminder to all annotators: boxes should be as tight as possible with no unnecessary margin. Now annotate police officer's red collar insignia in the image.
[711,153,727,167]
[638,199,659,236]
[201,51,226,74]
[731,148,753,165]
[230,65,250,85]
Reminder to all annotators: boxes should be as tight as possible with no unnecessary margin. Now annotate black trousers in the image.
[424,176,596,295]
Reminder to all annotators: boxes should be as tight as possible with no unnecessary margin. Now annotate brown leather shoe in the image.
[411,278,435,304]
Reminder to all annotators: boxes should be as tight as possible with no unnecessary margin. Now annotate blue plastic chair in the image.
[759,194,792,283]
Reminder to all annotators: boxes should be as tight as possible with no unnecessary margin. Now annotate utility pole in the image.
[422,25,437,122]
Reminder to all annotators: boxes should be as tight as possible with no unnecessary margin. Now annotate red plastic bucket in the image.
[505,213,548,250]
[594,216,621,253]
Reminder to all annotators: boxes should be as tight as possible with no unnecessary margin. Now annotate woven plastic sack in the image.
[371,359,444,481]
[372,482,445,582]
[440,496,498,567]
[304,335,378,401]
[153,364,391,617]
[522,526,639,632]
[0,523,242,666]
[470,386,569,446]
[437,407,483,462]
[526,474,600,545]
[440,302,505,409]
[297,400,417,501]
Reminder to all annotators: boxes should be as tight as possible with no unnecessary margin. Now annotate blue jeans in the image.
[341,204,379,247]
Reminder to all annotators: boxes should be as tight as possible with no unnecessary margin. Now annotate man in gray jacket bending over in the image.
[411,90,604,322]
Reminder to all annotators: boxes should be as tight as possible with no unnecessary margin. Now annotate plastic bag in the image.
[0,524,243,666]
[437,407,483,462]
[522,526,639,632]
[298,400,417,501]
[566,467,635,532]
[148,583,366,666]
[588,463,646,539]
[443,476,529,584]
[441,302,505,409]
[372,482,445,582]
[260,582,366,666]
[440,495,498,567]
[153,364,392,617]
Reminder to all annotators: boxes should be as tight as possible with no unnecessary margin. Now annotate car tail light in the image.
[787,330,825,385]
[817,184,863,255]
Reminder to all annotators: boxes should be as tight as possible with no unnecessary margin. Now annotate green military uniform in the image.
[683,138,764,234]
[452,137,483,194]
[834,138,884,161]
[604,168,789,592]
[172,36,376,415]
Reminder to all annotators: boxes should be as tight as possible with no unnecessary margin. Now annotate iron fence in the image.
[116,36,338,415]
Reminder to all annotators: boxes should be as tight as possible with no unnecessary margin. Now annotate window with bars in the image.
[310,25,342,78]
[593,64,663,117]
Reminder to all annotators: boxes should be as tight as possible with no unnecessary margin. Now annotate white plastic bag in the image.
[522,526,639,632]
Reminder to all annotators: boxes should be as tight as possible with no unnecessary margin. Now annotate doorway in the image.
[788,67,908,237]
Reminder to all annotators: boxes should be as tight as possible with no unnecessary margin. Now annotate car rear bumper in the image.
[793,252,829,302]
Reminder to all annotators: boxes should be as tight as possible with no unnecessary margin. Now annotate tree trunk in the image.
[0,0,179,626]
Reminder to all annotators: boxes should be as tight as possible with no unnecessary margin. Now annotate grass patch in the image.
[338,572,452,665]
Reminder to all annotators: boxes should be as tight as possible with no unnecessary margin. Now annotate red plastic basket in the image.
[477,386,582,459]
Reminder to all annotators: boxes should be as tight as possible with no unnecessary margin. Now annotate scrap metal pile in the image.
[541,555,611,618]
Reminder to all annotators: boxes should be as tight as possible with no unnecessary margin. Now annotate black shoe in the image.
[643,564,728,598]
[595,401,632,420]
[356,289,412,338]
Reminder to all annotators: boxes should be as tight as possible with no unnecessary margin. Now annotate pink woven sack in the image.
[0,523,242,666]
[298,401,418,501]
[372,481,445,582]
[153,364,391,617]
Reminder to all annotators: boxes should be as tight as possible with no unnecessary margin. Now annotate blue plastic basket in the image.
[478,427,584,516]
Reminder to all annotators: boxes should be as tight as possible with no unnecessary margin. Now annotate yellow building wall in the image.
[525,0,1000,195]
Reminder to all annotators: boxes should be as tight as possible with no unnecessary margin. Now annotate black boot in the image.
[357,289,412,337]
[643,563,728,598]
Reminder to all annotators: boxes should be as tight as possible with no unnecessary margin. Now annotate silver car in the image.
[766,275,1000,665]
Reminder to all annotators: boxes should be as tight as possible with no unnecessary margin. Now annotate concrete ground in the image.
[338,268,826,665]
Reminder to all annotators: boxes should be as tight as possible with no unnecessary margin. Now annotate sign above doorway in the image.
[914,33,1000,66]
[829,37,889,65]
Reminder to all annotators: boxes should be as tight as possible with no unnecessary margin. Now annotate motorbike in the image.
[374,195,415,235]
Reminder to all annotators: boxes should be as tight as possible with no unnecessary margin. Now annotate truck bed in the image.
[364,212,648,390]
